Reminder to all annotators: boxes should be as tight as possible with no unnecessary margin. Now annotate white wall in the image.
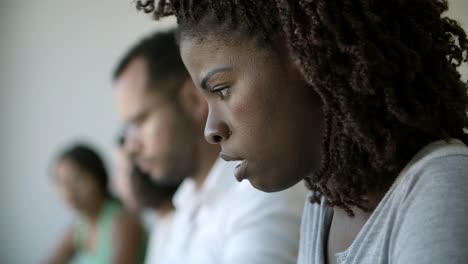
[0,1,467,263]
[449,0,468,81]
[0,1,175,263]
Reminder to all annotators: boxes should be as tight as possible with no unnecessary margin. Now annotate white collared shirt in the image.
[148,158,308,264]
[144,211,175,264]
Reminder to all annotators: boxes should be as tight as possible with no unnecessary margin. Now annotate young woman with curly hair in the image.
[136,1,468,263]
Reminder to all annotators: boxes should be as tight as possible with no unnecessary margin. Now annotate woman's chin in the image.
[248,172,301,193]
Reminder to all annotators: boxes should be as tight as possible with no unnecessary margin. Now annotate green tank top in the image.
[74,200,147,264]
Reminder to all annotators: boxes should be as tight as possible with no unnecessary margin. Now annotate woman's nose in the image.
[204,110,231,144]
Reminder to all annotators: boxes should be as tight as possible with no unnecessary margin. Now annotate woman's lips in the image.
[234,160,248,182]
[219,152,241,162]
[219,152,248,182]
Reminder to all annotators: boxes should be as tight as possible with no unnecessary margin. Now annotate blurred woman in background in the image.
[47,143,147,264]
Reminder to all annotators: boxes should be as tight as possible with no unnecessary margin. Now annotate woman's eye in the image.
[212,85,231,99]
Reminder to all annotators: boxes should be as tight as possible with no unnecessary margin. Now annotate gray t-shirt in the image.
[298,139,468,264]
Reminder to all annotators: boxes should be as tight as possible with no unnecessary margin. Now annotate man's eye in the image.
[134,113,149,126]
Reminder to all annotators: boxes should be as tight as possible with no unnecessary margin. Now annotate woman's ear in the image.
[177,78,208,123]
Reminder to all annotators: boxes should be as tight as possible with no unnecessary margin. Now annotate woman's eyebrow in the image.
[201,67,233,89]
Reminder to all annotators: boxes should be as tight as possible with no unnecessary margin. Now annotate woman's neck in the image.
[81,195,107,225]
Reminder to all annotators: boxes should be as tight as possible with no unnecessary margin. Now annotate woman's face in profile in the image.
[180,33,324,192]
[54,158,102,212]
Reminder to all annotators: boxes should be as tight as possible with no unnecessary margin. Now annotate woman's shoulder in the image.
[395,139,468,202]
[386,140,468,263]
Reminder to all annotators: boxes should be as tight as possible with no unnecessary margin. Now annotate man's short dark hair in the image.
[113,30,189,94]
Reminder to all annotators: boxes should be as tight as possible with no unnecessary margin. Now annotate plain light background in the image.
[0,1,467,263]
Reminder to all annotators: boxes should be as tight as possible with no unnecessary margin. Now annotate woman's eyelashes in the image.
[211,84,231,100]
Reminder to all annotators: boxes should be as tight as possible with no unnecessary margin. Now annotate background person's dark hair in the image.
[113,30,189,99]
[117,132,180,210]
[136,0,468,215]
[57,143,111,198]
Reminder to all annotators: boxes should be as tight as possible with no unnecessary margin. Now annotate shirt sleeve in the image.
[392,154,468,264]
[221,183,308,264]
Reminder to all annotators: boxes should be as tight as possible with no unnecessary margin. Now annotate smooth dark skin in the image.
[326,194,383,264]
[114,56,220,189]
[180,33,385,264]
[47,158,145,264]
[180,34,323,192]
